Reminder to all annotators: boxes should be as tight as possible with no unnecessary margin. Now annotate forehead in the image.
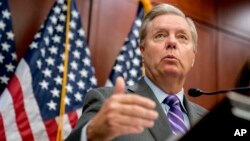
[149,14,191,32]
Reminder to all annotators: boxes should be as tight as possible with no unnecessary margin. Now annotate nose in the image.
[165,35,176,49]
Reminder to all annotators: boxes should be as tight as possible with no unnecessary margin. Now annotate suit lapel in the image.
[183,96,206,126]
[127,78,173,141]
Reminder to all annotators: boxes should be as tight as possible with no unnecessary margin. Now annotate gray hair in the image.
[139,4,198,52]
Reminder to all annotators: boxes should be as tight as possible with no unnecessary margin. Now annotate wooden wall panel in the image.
[8,0,89,61]
[218,32,250,90]
[217,0,250,40]
[8,0,56,60]
[151,0,216,25]
[89,0,138,86]
[184,22,218,110]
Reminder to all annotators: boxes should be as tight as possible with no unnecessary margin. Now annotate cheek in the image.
[183,52,195,68]
[144,47,163,63]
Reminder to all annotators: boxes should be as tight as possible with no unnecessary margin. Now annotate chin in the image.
[162,69,179,76]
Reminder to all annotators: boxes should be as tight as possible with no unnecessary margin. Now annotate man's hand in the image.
[87,77,158,141]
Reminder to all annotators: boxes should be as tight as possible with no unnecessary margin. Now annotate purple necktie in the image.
[163,95,188,135]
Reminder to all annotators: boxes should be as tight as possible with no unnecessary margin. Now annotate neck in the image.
[146,74,185,94]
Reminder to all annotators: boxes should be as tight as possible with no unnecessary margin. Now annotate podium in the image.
[179,92,250,141]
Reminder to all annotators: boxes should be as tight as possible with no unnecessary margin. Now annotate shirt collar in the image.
[144,76,187,113]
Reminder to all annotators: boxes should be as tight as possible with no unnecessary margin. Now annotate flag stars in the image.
[6,31,14,40]
[135,48,141,56]
[132,58,140,66]
[59,14,66,21]
[47,26,54,34]
[0,20,6,30]
[46,57,55,66]
[58,0,64,4]
[127,79,135,86]
[85,48,90,56]
[114,64,122,72]
[75,39,83,48]
[78,28,85,36]
[36,60,42,69]
[51,88,60,97]
[30,42,38,49]
[130,39,136,48]
[40,48,46,57]
[53,6,61,14]
[133,29,139,38]
[72,50,80,59]
[49,46,58,55]
[57,64,64,72]
[80,69,88,78]
[74,92,82,102]
[135,19,142,27]
[56,25,64,32]
[65,96,70,106]
[70,61,78,70]
[77,80,85,89]
[68,72,76,81]
[54,75,62,85]
[62,4,67,11]
[2,42,10,52]
[52,34,61,43]
[70,20,76,29]
[47,100,57,111]
[66,84,73,93]
[11,53,17,60]
[69,31,74,39]
[44,37,50,45]
[117,55,125,61]
[2,10,10,19]
[130,68,137,77]
[71,10,79,18]
[39,80,49,90]
[6,63,15,72]
[34,32,41,39]
[0,75,9,84]
[50,16,58,24]
[42,68,52,77]
[90,76,97,85]
[82,57,90,66]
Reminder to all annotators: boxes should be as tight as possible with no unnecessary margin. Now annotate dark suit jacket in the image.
[65,78,207,141]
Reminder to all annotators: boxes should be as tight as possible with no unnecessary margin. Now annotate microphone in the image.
[188,86,250,97]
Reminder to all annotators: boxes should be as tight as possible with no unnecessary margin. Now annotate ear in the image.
[140,45,145,52]
[191,57,195,67]
[140,45,145,57]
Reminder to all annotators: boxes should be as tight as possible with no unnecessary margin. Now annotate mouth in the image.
[162,55,178,61]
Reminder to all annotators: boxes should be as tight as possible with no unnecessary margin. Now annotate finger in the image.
[117,104,159,120]
[114,77,126,95]
[111,94,156,109]
[110,113,155,128]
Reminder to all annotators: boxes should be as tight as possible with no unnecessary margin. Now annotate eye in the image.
[153,33,167,42]
[177,34,188,40]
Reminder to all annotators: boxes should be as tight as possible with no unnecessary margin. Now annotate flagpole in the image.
[56,0,71,140]
[140,0,152,14]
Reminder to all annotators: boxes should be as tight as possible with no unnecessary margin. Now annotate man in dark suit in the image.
[66,3,207,141]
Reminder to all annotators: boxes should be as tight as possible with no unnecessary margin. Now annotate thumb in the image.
[114,77,126,95]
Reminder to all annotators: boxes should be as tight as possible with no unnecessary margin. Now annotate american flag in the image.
[105,3,144,86]
[0,0,17,94]
[0,0,97,140]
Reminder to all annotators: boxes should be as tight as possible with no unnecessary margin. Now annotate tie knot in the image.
[162,95,180,107]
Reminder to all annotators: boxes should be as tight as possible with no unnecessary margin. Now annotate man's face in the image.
[141,14,195,79]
